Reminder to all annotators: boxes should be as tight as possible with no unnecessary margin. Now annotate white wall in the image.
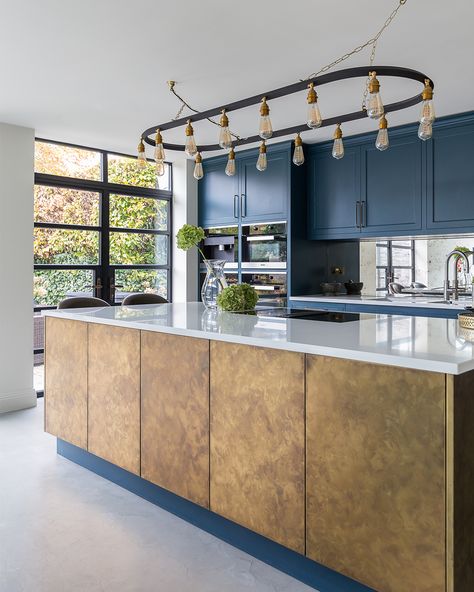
[0,123,36,413]
[172,158,198,302]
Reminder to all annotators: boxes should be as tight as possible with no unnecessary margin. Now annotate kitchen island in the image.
[43,303,474,592]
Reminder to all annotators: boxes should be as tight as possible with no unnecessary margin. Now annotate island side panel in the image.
[44,317,88,449]
[88,324,140,475]
[210,341,305,554]
[306,355,446,592]
[141,332,210,508]
[447,372,474,592]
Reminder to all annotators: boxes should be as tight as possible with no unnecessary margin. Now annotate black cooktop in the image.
[250,308,361,323]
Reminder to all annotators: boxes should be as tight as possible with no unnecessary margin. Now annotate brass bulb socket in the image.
[155,129,163,144]
[220,111,229,127]
[294,133,303,147]
[137,139,145,153]
[368,71,380,94]
[228,148,235,160]
[195,153,202,164]
[185,120,194,136]
[260,97,270,116]
[259,141,267,154]
[379,116,388,129]
[307,82,317,104]
[333,125,343,140]
[422,79,433,100]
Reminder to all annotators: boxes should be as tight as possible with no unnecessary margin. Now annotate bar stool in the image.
[121,293,168,306]
[57,296,111,309]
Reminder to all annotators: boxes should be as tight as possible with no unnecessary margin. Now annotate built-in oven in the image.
[241,272,287,307]
[241,222,287,269]
[202,226,239,270]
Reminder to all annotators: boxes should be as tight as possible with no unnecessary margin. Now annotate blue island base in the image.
[57,439,375,592]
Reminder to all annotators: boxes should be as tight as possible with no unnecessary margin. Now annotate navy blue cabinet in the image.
[426,116,474,231]
[361,131,423,235]
[308,145,360,238]
[199,144,290,228]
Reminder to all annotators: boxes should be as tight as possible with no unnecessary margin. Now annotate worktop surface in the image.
[292,293,473,310]
[43,302,474,375]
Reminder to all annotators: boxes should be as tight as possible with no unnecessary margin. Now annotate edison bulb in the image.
[154,129,165,161]
[418,121,433,141]
[259,98,273,139]
[155,160,165,176]
[219,111,233,149]
[185,135,197,157]
[366,91,384,119]
[332,138,344,160]
[420,99,435,124]
[256,152,267,171]
[137,140,146,168]
[375,128,389,151]
[293,134,304,166]
[193,154,204,180]
[307,102,322,129]
[225,149,236,176]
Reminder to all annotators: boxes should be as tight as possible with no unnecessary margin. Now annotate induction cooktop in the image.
[244,308,362,323]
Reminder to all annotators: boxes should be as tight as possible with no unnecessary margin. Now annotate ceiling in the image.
[0,0,471,159]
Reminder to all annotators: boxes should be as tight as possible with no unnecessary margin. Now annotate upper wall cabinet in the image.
[426,117,474,231]
[199,144,291,227]
[308,145,361,239]
[361,133,423,236]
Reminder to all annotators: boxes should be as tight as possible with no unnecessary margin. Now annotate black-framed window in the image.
[33,139,172,395]
[376,240,415,293]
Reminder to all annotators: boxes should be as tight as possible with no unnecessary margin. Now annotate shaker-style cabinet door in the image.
[210,341,305,553]
[199,156,239,227]
[308,145,361,239]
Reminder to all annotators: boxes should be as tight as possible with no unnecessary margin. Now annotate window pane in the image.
[376,268,387,290]
[109,194,168,230]
[109,232,167,265]
[392,247,412,266]
[34,269,94,306]
[34,228,100,264]
[107,154,170,190]
[394,268,412,286]
[115,269,168,299]
[34,185,100,226]
[35,141,101,180]
[376,245,388,266]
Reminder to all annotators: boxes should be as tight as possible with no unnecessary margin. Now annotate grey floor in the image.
[0,400,314,592]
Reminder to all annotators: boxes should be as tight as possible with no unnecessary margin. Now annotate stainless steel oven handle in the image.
[241,194,247,218]
[246,235,276,242]
[233,194,239,219]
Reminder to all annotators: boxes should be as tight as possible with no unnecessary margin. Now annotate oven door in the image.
[241,223,287,269]
[242,272,287,307]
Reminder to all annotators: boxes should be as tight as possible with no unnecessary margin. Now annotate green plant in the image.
[216,283,259,312]
[176,224,205,254]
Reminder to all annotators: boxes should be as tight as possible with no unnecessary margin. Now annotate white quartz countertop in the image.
[291,294,473,310]
[43,303,474,375]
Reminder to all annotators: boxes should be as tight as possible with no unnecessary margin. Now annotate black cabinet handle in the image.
[241,194,247,218]
[355,201,361,228]
[233,194,239,218]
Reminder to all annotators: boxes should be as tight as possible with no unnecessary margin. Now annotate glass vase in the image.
[201,259,228,309]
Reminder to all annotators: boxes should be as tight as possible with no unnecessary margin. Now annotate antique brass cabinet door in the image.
[306,355,446,592]
[210,341,305,553]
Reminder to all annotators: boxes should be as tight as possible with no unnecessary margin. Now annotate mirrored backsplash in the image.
[360,237,474,296]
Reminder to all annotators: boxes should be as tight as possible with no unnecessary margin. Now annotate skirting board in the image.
[0,388,36,414]
[57,439,375,592]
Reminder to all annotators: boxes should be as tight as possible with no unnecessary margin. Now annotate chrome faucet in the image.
[444,249,471,302]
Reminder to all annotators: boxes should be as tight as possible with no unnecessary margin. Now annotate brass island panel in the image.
[141,332,210,508]
[88,324,141,475]
[45,317,88,449]
[210,341,305,553]
[306,355,446,592]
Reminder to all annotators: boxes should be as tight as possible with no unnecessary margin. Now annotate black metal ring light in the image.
[142,66,433,152]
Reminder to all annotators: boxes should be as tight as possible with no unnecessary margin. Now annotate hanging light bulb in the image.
[366,71,384,119]
[293,133,305,166]
[332,124,344,160]
[306,82,322,129]
[259,97,273,139]
[154,128,165,162]
[185,120,198,156]
[193,153,204,180]
[375,116,389,151]
[137,138,147,168]
[225,147,236,176]
[256,141,267,171]
[155,160,165,177]
[420,79,435,124]
[219,110,233,149]
[418,120,433,141]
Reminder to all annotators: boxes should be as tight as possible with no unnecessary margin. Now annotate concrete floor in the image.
[0,401,314,592]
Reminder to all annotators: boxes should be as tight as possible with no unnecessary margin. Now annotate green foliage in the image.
[176,224,205,251]
[217,283,259,312]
